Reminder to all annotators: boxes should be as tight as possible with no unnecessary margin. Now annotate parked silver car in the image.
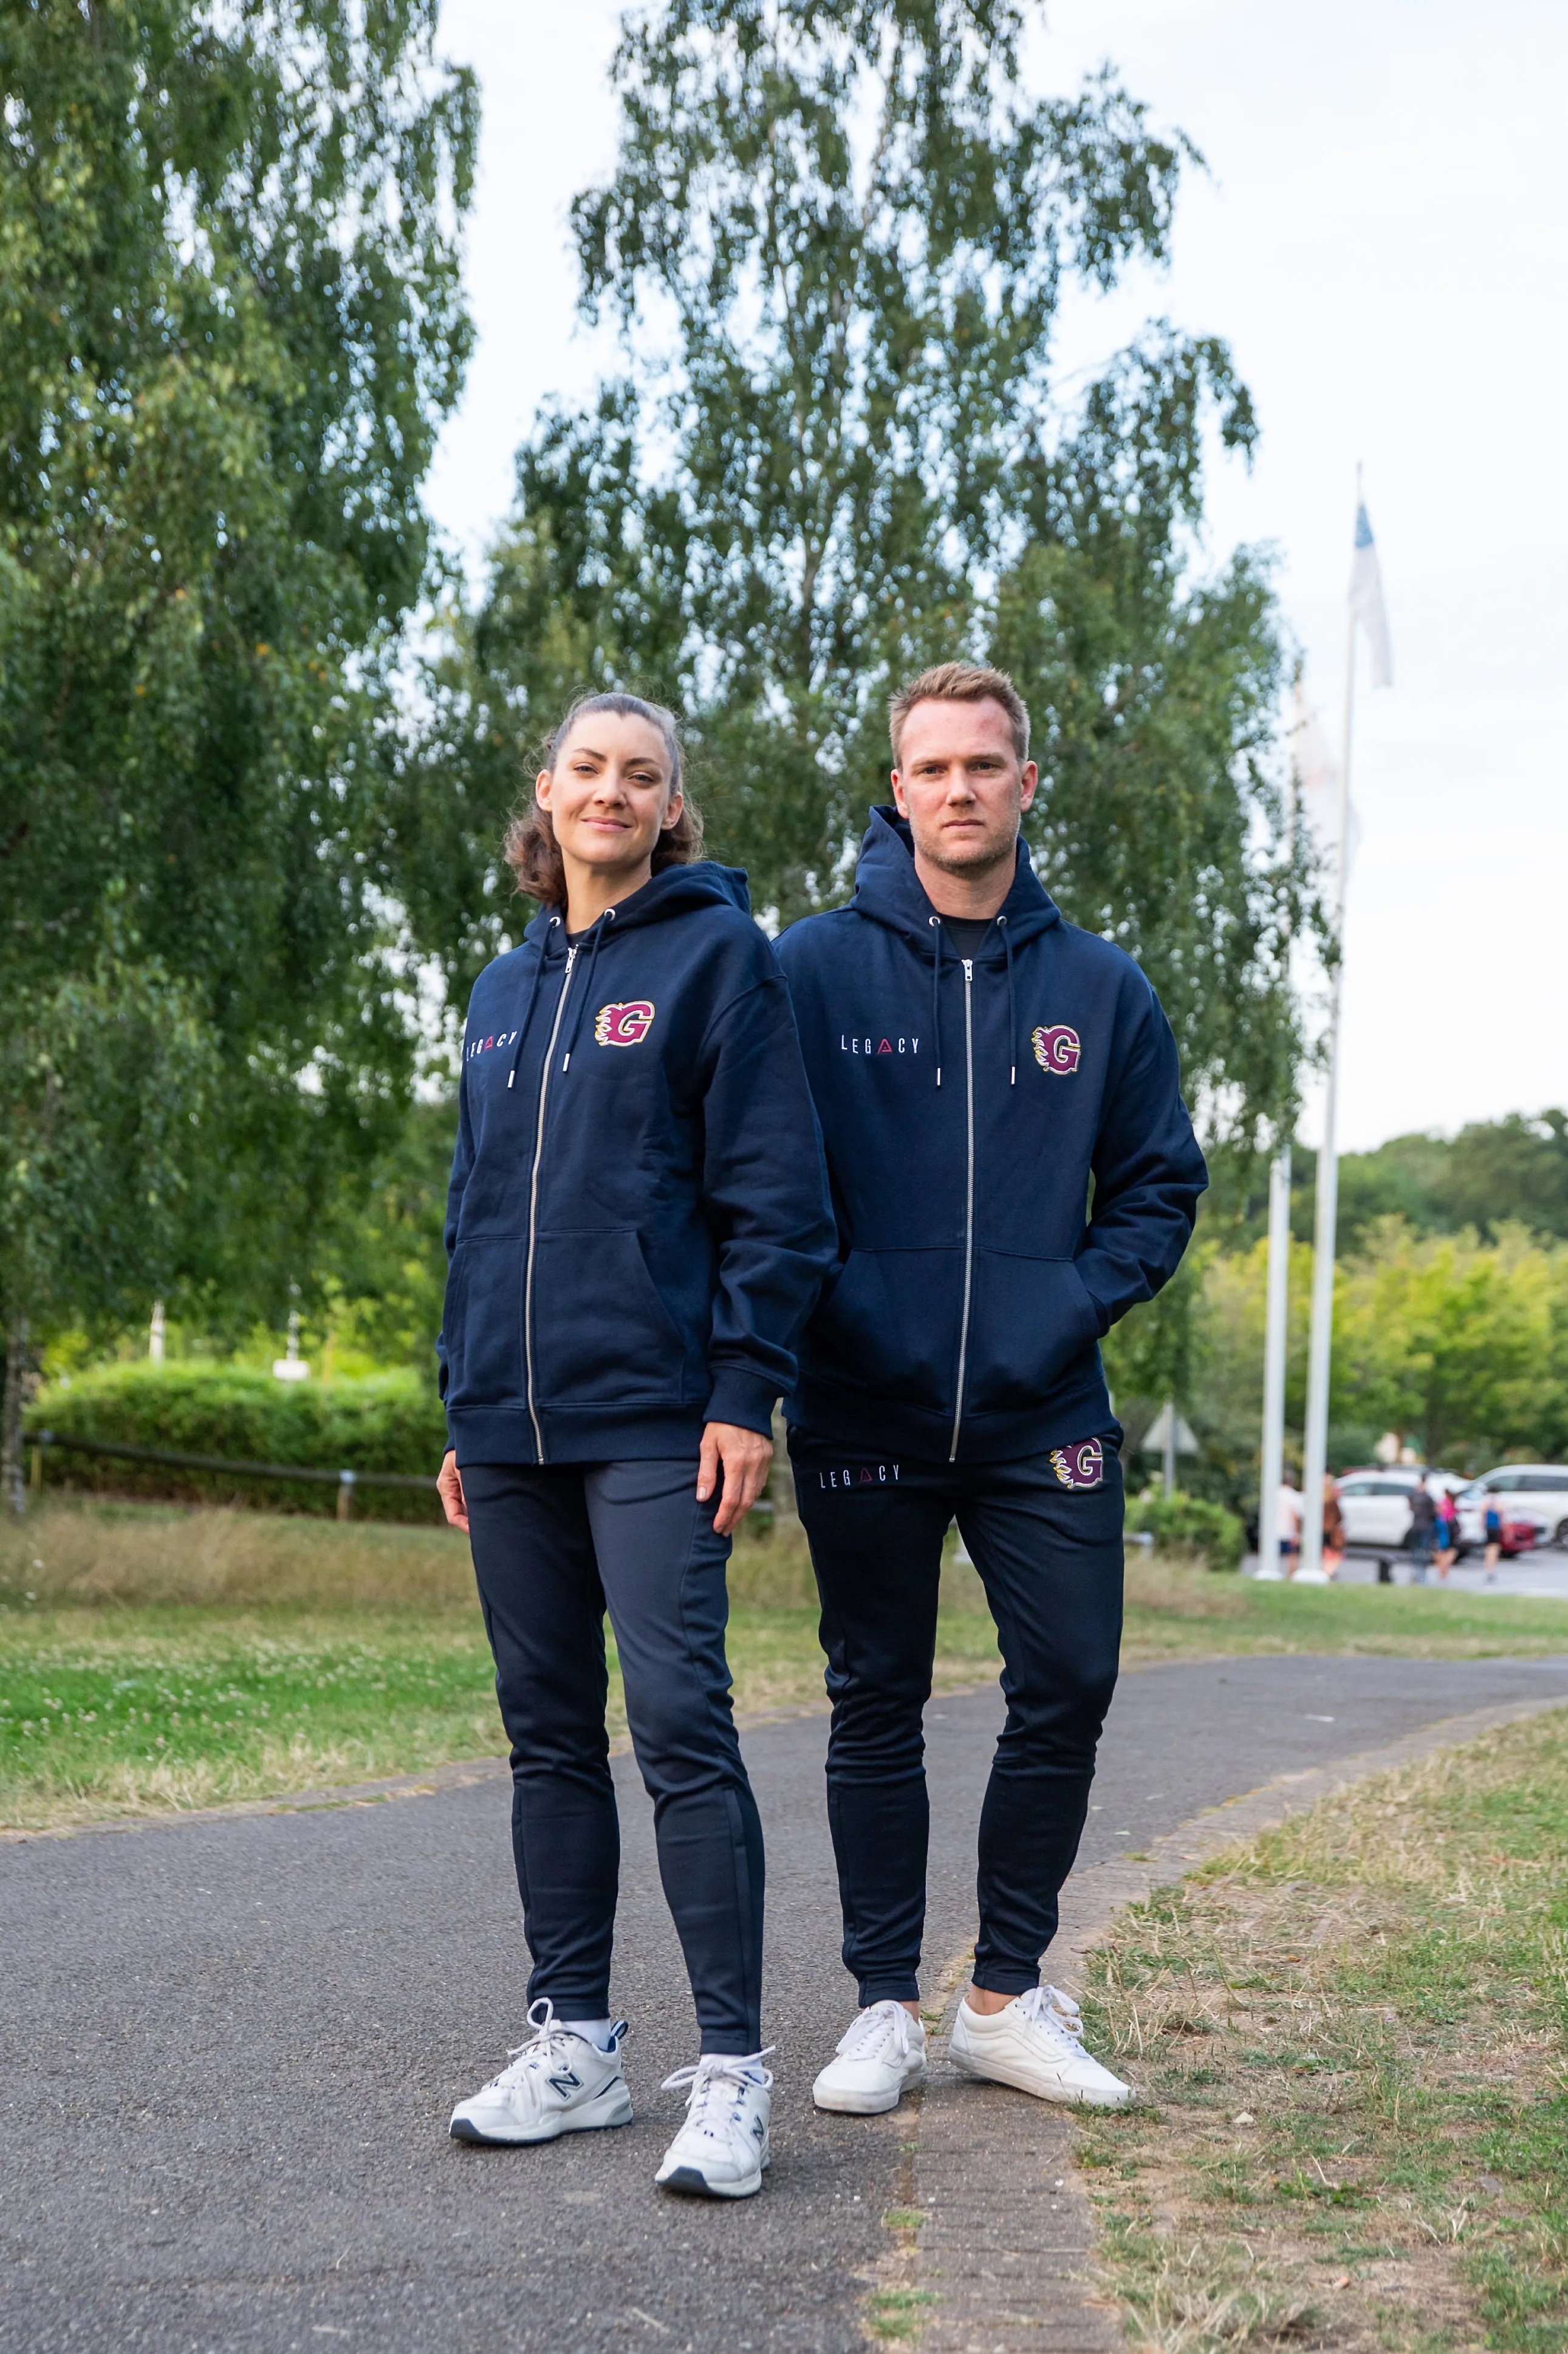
[1456,1467,1568,1551]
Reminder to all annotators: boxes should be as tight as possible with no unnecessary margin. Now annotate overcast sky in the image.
[424,0,1567,1154]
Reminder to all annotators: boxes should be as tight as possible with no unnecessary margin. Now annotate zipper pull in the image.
[962,959,973,980]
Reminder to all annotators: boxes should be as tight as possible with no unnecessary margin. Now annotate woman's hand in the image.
[437,1448,470,1534]
[697,1422,774,1536]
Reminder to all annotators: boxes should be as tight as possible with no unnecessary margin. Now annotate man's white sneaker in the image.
[813,2000,927,2115]
[654,2051,774,2198]
[450,1999,633,2145]
[948,1984,1132,2109]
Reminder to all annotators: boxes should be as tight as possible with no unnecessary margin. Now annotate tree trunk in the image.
[2,1320,36,1519]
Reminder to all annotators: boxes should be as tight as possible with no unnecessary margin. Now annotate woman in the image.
[436,692,833,2198]
[1436,1485,1460,1580]
[1321,1472,1344,1579]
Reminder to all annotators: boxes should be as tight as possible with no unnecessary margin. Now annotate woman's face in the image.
[535,713,681,881]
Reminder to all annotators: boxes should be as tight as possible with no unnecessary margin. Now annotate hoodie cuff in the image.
[704,1367,779,1440]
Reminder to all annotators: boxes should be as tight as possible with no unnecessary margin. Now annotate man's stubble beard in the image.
[914,825,1020,882]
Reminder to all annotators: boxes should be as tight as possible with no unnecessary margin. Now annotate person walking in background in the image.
[1408,1479,1438,1583]
[1483,1492,1505,1584]
[1320,1473,1344,1579]
[777,662,1206,2120]
[1436,1486,1461,1580]
[1276,1476,1303,1577]
[436,691,834,2199]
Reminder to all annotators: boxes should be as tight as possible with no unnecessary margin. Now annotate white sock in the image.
[561,2017,617,2051]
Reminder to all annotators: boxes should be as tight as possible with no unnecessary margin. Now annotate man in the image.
[1408,1479,1438,1585]
[776,662,1207,2116]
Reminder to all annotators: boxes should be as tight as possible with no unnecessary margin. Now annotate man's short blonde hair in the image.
[888,662,1030,767]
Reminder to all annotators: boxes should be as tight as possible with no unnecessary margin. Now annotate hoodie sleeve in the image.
[695,974,837,1435]
[434,1056,476,1418]
[1074,974,1208,1331]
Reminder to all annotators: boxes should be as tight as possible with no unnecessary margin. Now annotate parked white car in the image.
[1456,1467,1568,1552]
[1334,1469,1469,1550]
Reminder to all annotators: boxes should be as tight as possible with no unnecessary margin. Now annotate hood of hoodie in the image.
[847,806,1063,954]
[521,858,752,953]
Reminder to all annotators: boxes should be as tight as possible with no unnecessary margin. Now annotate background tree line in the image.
[7,0,1330,1502]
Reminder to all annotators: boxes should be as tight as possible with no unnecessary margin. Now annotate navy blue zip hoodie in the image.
[439,862,836,1466]
[775,808,1208,1462]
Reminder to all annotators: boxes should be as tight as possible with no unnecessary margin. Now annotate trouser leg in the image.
[791,1439,952,2006]
[585,1460,764,2056]
[462,1461,620,2018]
[957,1443,1125,1994]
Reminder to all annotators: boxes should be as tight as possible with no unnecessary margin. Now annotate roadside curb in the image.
[875,1689,1568,2352]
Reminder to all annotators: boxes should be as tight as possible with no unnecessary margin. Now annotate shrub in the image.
[1126,1486,1245,1570]
[24,1364,447,1522]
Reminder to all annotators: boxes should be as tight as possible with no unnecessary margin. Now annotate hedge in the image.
[25,1364,448,1522]
[1126,1485,1247,1570]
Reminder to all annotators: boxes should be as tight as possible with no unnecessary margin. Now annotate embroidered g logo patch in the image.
[594,1000,656,1047]
[1032,1023,1081,1075]
[1049,1438,1104,1490]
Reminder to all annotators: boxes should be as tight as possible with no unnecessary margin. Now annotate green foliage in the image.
[0,1,476,1372]
[26,1364,447,1521]
[1197,1218,1568,1496]
[1290,1112,1568,1253]
[1126,1487,1245,1570]
[399,0,1310,1157]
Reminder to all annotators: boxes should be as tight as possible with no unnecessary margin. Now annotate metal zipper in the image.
[523,943,578,1462]
[949,956,976,1463]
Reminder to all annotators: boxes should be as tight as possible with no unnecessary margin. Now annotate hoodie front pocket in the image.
[965,1251,1101,1414]
[810,1248,964,1409]
[530,1228,690,1405]
[443,1236,527,1406]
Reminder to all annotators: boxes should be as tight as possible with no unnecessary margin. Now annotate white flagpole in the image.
[1257,1143,1292,1574]
[1256,734,1297,1580]
[1298,479,1361,1578]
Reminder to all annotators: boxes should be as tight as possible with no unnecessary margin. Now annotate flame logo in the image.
[594,1000,656,1047]
[1031,1023,1081,1075]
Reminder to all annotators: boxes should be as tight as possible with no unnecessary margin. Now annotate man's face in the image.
[891,697,1038,877]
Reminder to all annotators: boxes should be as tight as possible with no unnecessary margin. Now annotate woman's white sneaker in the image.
[948,1984,1132,2109]
[813,2000,927,2114]
[654,2052,774,2198]
[450,2000,633,2144]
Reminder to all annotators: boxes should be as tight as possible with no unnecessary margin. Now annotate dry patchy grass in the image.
[1077,1711,1568,2353]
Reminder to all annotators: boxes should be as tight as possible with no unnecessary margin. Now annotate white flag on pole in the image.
[1349,499,1394,688]
[1292,676,1360,875]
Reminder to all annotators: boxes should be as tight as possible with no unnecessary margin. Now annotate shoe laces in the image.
[835,2000,919,2062]
[661,2048,775,2138]
[491,1998,623,2089]
[1014,1985,1086,2046]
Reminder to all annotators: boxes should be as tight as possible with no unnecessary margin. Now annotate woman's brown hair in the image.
[504,692,704,908]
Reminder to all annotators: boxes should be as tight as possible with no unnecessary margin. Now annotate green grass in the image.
[0,1499,999,1830]
[2,1497,1566,1832]
[1077,1709,1568,2353]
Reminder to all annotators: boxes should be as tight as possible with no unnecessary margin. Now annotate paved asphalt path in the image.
[5,1652,1568,2354]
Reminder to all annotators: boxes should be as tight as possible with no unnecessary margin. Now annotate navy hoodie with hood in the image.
[775,809,1208,1463]
[439,862,835,1467]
